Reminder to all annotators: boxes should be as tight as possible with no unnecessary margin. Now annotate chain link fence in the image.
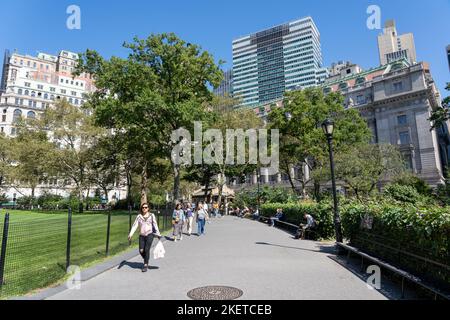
[0,207,171,299]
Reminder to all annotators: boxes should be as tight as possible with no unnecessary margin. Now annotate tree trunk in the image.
[172,164,181,206]
[31,187,36,210]
[217,173,225,207]
[126,169,132,208]
[85,187,90,211]
[140,161,148,206]
[313,179,321,202]
[78,188,84,214]
[286,167,299,196]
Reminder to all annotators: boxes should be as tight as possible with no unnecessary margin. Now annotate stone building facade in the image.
[228,59,447,191]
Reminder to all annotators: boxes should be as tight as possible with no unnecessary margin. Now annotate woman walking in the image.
[128,203,162,273]
[172,203,186,242]
[196,203,209,236]
[185,203,194,236]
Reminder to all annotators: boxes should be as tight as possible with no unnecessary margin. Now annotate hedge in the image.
[340,200,450,288]
[262,199,450,288]
[261,201,335,240]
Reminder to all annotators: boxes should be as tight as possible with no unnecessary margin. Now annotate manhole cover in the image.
[187,286,243,300]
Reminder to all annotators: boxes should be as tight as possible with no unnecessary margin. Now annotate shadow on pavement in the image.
[117,261,160,271]
[255,242,336,255]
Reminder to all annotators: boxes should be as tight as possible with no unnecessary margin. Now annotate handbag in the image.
[153,240,166,260]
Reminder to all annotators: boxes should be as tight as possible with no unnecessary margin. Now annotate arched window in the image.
[74,99,79,105]
[27,111,36,119]
[69,98,73,104]
[13,109,22,123]
[44,93,49,100]
[24,90,29,96]
[50,95,55,101]
[323,87,332,94]
[18,89,23,95]
[31,91,36,97]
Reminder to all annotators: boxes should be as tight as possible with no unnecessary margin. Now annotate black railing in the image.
[0,208,170,299]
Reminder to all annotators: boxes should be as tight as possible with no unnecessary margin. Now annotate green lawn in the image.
[0,209,171,299]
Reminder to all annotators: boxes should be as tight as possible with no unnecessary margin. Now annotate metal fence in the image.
[0,207,172,299]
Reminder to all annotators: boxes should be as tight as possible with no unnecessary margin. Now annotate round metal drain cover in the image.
[187,286,243,300]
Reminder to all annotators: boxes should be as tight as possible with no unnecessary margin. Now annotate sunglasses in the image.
[142,206,149,209]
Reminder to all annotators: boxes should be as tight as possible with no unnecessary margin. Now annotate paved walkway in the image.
[48,216,387,300]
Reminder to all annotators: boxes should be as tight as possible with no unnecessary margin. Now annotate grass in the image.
[0,209,171,299]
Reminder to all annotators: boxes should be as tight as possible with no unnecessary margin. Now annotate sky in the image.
[0,0,449,94]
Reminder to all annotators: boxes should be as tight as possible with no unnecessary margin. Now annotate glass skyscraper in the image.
[232,16,328,107]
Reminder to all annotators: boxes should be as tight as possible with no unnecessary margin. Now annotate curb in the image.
[12,237,169,300]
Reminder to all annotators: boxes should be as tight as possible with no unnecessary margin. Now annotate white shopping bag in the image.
[153,240,166,260]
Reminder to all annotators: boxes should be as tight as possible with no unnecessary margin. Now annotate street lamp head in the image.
[322,119,334,137]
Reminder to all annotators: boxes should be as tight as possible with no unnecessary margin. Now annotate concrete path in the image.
[48,216,387,300]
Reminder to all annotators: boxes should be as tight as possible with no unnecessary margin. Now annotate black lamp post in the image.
[322,119,343,243]
[257,167,261,211]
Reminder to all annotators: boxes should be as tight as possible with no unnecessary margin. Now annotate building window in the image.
[397,115,407,125]
[50,87,56,92]
[0,127,3,133]
[393,81,403,92]
[44,93,49,100]
[2,115,6,122]
[24,82,31,87]
[18,89,23,95]
[27,111,36,119]
[37,85,44,90]
[13,109,22,123]
[356,95,365,105]
[399,131,410,145]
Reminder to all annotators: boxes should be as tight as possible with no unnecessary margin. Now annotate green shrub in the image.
[235,187,297,208]
[261,201,335,239]
[393,174,433,196]
[383,184,421,204]
[340,199,450,287]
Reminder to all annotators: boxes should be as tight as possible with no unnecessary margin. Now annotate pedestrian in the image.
[172,203,185,242]
[128,203,162,273]
[213,201,220,218]
[185,203,194,236]
[269,208,284,227]
[296,213,317,240]
[196,203,209,236]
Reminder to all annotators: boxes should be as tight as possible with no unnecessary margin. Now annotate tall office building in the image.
[232,16,328,107]
[377,20,417,65]
[213,69,233,97]
[446,45,450,72]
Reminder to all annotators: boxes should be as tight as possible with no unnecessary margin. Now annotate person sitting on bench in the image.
[296,213,316,239]
[269,208,284,227]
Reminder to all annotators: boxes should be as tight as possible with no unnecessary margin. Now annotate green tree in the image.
[268,88,372,199]
[0,133,13,191]
[9,126,55,206]
[36,100,104,213]
[331,144,406,199]
[429,83,450,130]
[76,33,223,206]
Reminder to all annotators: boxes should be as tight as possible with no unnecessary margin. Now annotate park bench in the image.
[336,242,450,300]
[258,216,319,240]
